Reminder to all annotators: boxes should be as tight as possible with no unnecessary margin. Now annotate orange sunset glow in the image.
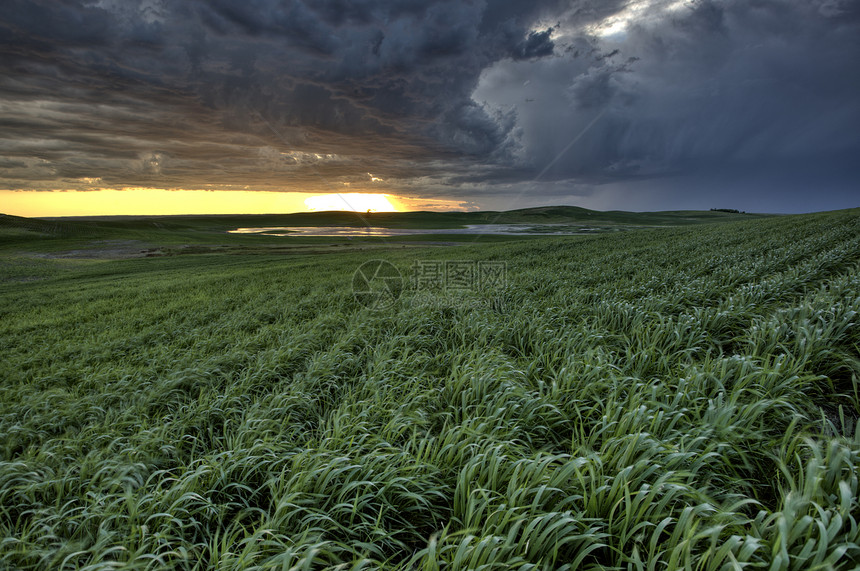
[0,189,314,218]
[0,189,477,218]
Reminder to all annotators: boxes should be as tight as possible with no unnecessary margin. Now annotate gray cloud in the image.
[474,0,860,204]
[0,0,858,212]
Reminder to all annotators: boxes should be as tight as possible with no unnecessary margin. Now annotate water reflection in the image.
[228,224,602,236]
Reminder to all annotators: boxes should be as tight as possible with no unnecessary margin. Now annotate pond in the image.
[228,224,606,236]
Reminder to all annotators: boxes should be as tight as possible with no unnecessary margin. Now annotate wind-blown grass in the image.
[1,209,859,569]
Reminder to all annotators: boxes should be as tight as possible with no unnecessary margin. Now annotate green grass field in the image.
[1,208,859,569]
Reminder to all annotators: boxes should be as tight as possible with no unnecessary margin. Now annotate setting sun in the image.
[304,193,400,212]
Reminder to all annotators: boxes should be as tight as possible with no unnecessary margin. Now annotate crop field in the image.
[1,209,860,569]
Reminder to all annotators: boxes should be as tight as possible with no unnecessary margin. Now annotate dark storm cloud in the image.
[1,0,578,195]
[0,0,858,211]
[473,0,860,210]
[513,29,556,60]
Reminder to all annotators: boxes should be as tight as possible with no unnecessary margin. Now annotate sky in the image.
[1,0,858,216]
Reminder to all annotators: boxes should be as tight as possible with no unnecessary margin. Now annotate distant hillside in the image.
[0,213,84,237]
[476,206,767,226]
[26,205,768,232]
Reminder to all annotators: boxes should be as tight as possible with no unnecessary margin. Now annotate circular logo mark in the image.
[352,260,403,310]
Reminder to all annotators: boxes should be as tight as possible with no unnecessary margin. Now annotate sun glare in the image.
[304,193,400,212]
